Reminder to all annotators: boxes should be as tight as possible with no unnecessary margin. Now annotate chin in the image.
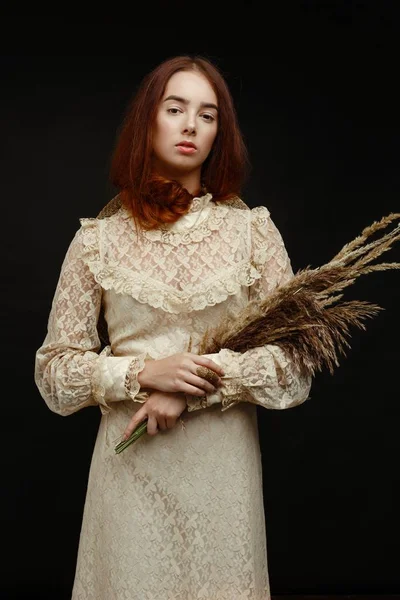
[153,155,202,178]
[168,160,201,174]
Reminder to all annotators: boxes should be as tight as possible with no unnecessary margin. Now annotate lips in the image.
[176,141,197,149]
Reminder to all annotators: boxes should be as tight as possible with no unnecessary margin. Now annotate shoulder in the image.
[214,194,251,211]
[67,196,122,261]
[214,194,271,220]
[250,205,271,223]
[76,193,128,233]
[95,193,123,220]
[249,206,272,239]
[214,196,273,237]
[214,195,272,227]
[76,194,129,241]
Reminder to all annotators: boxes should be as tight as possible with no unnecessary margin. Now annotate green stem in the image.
[114,419,148,454]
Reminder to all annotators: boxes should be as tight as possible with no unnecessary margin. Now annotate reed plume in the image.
[197,212,400,376]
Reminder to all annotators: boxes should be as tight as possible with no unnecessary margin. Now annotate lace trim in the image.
[124,352,148,402]
[187,192,213,213]
[91,345,112,415]
[79,218,262,314]
[121,201,229,247]
[249,206,272,267]
[185,394,209,413]
[221,394,242,412]
[185,391,243,413]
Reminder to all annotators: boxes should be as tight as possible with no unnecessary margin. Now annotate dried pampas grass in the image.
[198,212,400,377]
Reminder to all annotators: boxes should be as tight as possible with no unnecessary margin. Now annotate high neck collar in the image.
[118,190,214,224]
[188,191,213,213]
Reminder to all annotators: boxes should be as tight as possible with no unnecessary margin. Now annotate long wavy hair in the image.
[109,55,250,231]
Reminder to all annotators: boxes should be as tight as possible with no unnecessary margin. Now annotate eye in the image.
[202,113,215,122]
[167,107,182,115]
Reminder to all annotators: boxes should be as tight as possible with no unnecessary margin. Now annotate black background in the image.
[2,4,400,599]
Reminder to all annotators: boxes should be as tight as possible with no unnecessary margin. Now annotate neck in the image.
[173,174,202,196]
[182,180,203,196]
[151,163,202,196]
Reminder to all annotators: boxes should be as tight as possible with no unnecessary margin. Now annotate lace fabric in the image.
[185,204,312,413]
[34,192,312,599]
[35,194,311,417]
[78,204,263,314]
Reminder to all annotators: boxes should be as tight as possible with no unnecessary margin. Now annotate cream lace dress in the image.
[35,192,312,600]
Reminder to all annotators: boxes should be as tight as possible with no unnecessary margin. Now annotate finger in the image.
[196,357,225,377]
[187,372,218,393]
[123,406,147,440]
[181,381,210,397]
[196,365,220,387]
[166,416,177,429]
[157,416,167,431]
[147,414,158,436]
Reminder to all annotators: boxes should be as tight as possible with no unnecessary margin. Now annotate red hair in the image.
[109,55,250,231]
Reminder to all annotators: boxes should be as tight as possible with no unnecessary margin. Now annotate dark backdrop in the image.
[2,5,400,599]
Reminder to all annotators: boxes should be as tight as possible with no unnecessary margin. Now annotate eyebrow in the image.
[163,94,218,111]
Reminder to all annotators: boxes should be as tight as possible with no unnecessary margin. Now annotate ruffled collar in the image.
[119,191,213,221]
[142,191,216,241]
[187,191,213,213]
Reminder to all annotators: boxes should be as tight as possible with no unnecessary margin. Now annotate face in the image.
[151,70,218,186]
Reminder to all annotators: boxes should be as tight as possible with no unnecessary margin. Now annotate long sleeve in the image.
[34,221,147,417]
[186,206,312,413]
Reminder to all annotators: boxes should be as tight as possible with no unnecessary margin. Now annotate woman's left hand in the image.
[122,390,188,440]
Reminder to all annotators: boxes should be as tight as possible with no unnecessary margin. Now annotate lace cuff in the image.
[91,348,148,415]
[124,353,148,403]
[185,348,312,413]
[185,386,243,413]
[184,351,238,413]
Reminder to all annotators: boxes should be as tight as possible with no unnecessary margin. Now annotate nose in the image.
[182,116,196,135]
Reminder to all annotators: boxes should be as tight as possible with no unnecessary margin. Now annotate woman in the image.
[35,55,312,600]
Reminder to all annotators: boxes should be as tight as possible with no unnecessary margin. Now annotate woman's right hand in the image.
[137,352,225,396]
